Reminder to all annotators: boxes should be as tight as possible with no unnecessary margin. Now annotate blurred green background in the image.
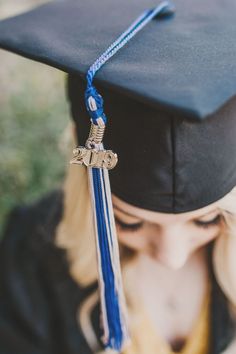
[0,0,70,233]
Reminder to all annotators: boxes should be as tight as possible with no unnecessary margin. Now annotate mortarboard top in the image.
[0,0,236,215]
[0,0,236,120]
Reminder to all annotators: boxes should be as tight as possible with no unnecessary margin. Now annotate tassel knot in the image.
[85,85,107,126]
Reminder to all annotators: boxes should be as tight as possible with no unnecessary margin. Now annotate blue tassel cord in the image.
[84,1,175,351]
[90,167,124,349]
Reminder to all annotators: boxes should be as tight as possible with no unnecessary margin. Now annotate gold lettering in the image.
[70,146,118,170]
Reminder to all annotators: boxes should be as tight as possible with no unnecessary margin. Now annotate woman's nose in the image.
[150,226,189,270]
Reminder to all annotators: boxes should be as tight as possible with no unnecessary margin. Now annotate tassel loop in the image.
[85,85,107,126]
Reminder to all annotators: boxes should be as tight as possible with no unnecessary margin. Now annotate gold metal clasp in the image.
[86,122,105,148]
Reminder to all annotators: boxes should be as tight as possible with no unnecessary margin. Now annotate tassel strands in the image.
[88,161,128,350]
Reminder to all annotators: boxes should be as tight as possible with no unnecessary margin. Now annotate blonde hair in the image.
[56,138,98,286]
[213,190,236,306]
[55,123,236,352]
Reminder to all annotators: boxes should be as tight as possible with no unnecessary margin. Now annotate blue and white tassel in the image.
[70,2,175,351]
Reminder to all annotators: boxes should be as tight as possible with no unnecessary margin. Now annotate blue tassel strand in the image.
[84,2,175,351]
[89,167,125,350]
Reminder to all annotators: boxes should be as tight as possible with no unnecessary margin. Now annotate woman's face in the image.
[112,195,224,270]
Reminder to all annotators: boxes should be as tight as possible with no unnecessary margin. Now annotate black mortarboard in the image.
[1,0,236,351]
[0,0,236,213]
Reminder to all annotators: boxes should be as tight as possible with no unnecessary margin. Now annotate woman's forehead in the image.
[112,194,219,223]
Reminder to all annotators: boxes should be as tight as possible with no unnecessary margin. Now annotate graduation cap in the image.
[1,0,236,351]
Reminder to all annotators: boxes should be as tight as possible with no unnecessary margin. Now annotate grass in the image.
[0,42,70,234]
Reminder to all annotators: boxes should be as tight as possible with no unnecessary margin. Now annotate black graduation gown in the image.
[0,189,235,354]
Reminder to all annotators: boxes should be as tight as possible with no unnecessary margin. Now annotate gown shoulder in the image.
[1,188,64,246]
[0,189,96,354]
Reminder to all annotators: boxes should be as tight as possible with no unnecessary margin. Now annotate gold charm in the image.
[70,146,118,169]
[70,122,118,170]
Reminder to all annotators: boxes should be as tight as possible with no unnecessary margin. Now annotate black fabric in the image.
[0,190,98,354]
[0,0,236,119]
[0,190,235,354]
[67,76,236,213]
